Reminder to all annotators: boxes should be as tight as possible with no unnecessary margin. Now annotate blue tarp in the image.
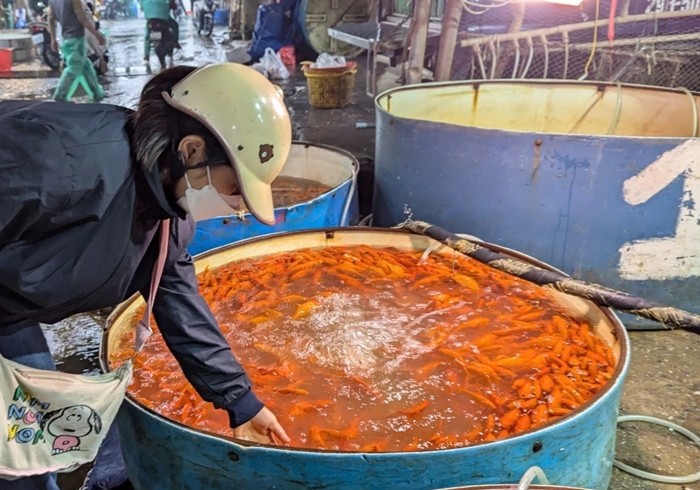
[248,0,296,61]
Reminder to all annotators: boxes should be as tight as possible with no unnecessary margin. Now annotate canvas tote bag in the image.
[0,220,170,479]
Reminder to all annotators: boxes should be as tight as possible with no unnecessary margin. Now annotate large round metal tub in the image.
[103,229,629,490]
[188,141,359,256]
[373,81,700,327]
[296,0,370,54]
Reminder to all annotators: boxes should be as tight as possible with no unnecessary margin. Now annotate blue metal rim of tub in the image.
[187,140,360,256]
[440,485,590,490]
[372,80,700,329]
[101,227,631,490]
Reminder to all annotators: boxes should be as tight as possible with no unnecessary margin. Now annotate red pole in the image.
[608,0,618,42]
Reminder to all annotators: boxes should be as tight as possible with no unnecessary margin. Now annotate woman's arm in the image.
[147,248,288,443]
[149,249,264,425]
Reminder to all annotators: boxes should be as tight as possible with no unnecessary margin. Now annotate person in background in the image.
[2,0,14,28]
[14,6,27,26]
[140,0,180,65]
[84,0,108,74]
[0,63,291,490]
[48,0,106,101]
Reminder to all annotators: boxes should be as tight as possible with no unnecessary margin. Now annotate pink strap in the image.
[135,219,170,352]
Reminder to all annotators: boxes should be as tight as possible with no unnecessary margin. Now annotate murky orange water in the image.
[272,176,332,207]
[111,246,615,451]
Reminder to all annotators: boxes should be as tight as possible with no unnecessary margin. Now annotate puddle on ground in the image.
[41,312,109,375]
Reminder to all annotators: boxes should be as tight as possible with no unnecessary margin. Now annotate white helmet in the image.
[162,63,292,225]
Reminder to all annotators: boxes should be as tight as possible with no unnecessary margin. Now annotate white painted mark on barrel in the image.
[619,139,700,280]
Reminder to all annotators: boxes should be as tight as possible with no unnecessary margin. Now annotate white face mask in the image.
[176,167,245,222]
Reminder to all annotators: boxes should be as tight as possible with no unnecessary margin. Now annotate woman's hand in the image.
[233,407,290,445]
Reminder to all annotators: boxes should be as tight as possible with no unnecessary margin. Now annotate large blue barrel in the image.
[296,0,370,54]
[188,141,359,256]
[373,81,700,327]
[103,229,629,490]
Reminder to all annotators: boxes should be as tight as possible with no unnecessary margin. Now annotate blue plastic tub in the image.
[373,80,700,328]
[104,228,629,490]
[188,141,359,256]
[213,8,229,25]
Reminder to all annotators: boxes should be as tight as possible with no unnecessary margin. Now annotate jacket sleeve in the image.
[149,250,265,428]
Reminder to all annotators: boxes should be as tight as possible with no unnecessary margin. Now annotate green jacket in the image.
[140,0,170,20]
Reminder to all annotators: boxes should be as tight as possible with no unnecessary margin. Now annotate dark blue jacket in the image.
[0,100,263,427]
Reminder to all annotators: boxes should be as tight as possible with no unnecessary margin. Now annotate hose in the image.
[358,213,373,227]
[398,219,700,330]
[562,31,570,79]
[614,415,700,484]
[679,86,698,137]
[474,44,487,80]
[460,0,511,15]
[517,466,550,489]
[541,35,549,79]
[511,39,520,79]
[580,0,600,80]
[339,162,358,226]
[489,41,497,80]
[419,233,483,264]
[519,37,534,79]
[607,82,622,135]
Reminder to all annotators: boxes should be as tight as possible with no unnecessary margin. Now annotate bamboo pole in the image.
[434,0,462,81]
[546,32,700,51]
[406,0,431,84]
[400,220,700,330]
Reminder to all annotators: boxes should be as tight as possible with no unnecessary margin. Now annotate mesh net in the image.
[447,3,700,91]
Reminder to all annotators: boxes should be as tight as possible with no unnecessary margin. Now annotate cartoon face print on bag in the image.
[40,405,103,455]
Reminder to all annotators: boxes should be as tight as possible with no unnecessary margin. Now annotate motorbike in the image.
[27,0,109,74]
[171,0,185,22]
[146,18,176,71]
[192,0,216,36]
[27,1,61,70]
[102,0,129,19]
[86,21,109,74]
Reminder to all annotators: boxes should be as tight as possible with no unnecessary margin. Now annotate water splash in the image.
[251,292,435,377]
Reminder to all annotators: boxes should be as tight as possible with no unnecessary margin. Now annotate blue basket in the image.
[214,8,229,25]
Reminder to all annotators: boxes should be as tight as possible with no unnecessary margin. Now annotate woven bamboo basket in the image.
[302,63,357,109]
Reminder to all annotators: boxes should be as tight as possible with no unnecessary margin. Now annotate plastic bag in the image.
[312,52,346,69]
[251,63,267,77]
[0,356,132,479]
[260,47,290,80]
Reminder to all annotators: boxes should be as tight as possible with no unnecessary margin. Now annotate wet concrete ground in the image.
[1,16,698,490]
[0,17,232,104]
